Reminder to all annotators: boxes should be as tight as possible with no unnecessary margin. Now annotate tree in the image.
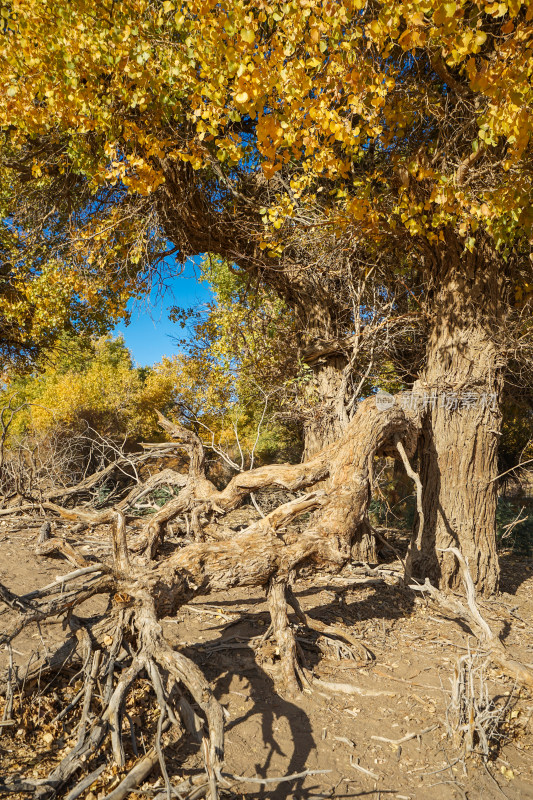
[168,255,302,466]
[4,4,533,791]
[0,155,164,371]
[2,0,533,587]
[4,334,164,441]
[0,335,173,500]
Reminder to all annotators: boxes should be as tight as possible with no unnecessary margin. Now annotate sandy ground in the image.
[1,521,533,799]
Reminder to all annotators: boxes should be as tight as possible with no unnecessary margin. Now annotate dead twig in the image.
[314,678,395,697]
[222,768,331,785]
[349,755,379,780]
[395,436,424,558]
[371,724,438,745]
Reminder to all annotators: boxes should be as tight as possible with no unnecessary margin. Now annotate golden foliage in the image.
[1,0,532,256]
[6,335,167,441]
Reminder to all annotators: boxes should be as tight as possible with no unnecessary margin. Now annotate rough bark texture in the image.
[300,307,378,563]
[144,396,420,614]
[302,355,348,460]
[4,374,531,797]
[407,237,506,594]
[302,355,378,563]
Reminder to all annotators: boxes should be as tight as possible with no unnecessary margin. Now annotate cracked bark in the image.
[406,237,507,594]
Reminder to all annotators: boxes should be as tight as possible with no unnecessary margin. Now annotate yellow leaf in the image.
[241,29,255,44]
[444,2,457,17]
[235,91,249,104]
[162,1,174,12]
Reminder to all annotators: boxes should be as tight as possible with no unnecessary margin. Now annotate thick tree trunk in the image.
[303,355,348,459]
[407,241,506,594]
[300,306,379,563]
[301,330,378,562]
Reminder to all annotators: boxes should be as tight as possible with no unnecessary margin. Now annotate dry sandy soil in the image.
[1,521,533,800]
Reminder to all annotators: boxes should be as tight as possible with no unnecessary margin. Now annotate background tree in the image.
[0,152,169,371]
[0,262,302,491]
[168,256,302,466]
[5,334,162,441]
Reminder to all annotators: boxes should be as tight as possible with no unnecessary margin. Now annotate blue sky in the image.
[113,256,213,366]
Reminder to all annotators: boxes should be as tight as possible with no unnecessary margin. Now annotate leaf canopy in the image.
[1,0,532,252]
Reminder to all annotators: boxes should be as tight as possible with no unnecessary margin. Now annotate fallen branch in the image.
[410,547,533,691]
[314,678,395,698]
[35,520,89,568]
[222,768,331,785]
[349,755,379,780]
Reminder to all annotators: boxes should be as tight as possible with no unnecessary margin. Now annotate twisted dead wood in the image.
[0,394,421,797]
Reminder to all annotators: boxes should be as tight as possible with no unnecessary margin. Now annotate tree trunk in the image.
[407,240,506,594]
[302,355,348,459]
[299,303,379,564]
[302,355,377,562]
[299,303,349,460]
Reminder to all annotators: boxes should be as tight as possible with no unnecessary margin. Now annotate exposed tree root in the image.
[286,585,372,663]
[0,592,223,798]
[1,388,531,796]
[267,578,309,694]
[1,395,423,795]
[35,520,89,567]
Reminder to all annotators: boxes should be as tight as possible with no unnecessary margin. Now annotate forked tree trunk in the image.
[407,241,506,595]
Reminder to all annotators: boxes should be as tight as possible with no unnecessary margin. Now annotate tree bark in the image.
[145,396,419,619]
[407,238,506,594]
[302,357,377,562]
[302,355,348,459]
[299,306,378,563]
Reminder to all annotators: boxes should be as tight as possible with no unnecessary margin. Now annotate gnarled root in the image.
[266,578,310,695]
[0,595,224,800]
[261,580,372,696]
[135,395,421,560]
[0,395,422,795]
[0,523,225,799]
[286,585,372,665]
